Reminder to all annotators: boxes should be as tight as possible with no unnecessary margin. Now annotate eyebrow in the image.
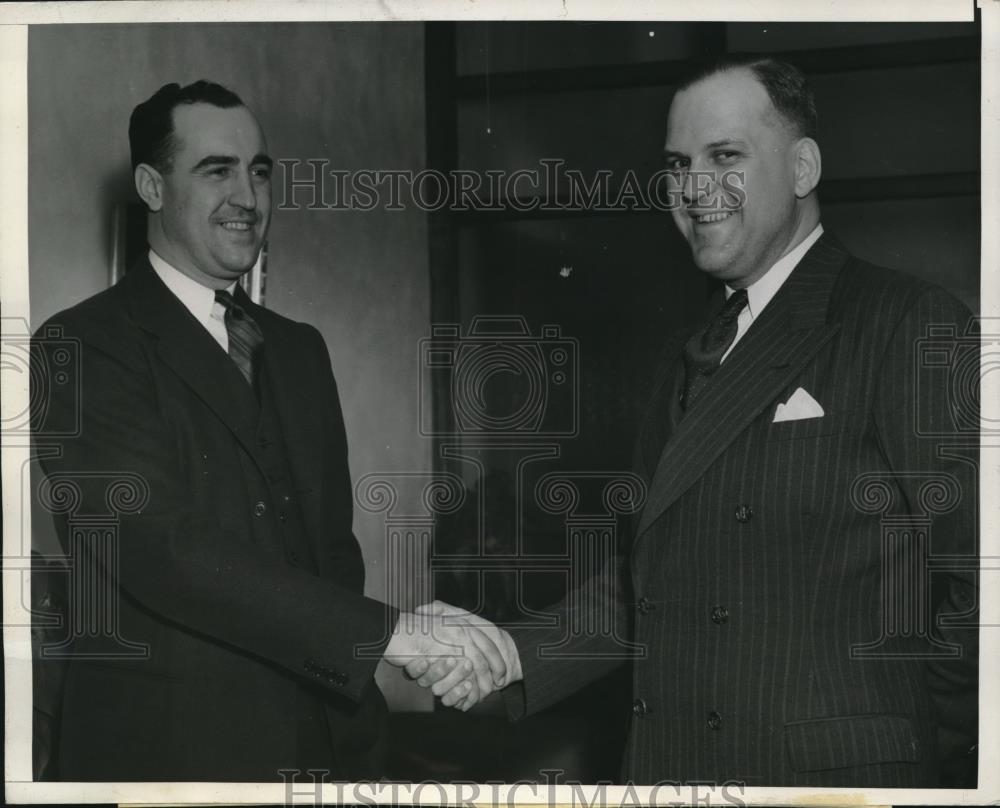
[662,138,750,157]
[706,139,749,150]
[192,155,237,171]
[192,153,273,171]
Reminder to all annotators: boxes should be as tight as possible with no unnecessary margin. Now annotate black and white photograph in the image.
[1,0,995,804]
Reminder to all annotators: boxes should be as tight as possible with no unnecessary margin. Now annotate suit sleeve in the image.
[870,286,979,781]
[307,323,372,587]
[32,318,397,702]
[503,333,679,719]
[503,553,637,719]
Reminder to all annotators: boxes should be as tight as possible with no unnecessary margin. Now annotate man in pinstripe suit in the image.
[415,54,979,787]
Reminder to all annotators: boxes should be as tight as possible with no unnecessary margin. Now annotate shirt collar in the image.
[725,223,824,318]
[148,249,237,323]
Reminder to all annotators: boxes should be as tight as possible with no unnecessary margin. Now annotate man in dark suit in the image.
[417,56,979,787]
[30,80,505,781]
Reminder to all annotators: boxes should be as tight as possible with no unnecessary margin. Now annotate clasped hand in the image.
[384,601,520,711]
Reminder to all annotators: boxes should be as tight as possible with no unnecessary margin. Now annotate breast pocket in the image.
[765,407,861,442]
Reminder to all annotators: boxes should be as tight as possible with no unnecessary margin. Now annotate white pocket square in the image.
[772,387,825,423]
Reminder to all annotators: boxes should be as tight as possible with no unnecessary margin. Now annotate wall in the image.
[28,22,432,709]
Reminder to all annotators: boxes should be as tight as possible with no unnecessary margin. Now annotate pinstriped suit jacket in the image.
[507,232,978,787]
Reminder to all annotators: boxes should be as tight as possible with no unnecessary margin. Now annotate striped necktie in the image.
[680,288,748,411]
[214,289,264,389]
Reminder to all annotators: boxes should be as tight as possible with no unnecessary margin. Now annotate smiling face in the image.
[140,103,272,289]
[665,68,815,288]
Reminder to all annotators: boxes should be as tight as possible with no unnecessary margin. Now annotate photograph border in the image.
[1,0,995,804]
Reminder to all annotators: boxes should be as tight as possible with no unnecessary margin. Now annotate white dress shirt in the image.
[720,223,824,363]
[148,250,236,353]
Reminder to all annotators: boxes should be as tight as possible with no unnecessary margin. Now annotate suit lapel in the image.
[246,297,326,553]
[250,300,321,481]
[638,328,691,481]
[634,233,849,541]
[124,259,261,458]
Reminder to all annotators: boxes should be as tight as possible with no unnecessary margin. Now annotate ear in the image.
[792,137,822,198]
[134,163,165,212]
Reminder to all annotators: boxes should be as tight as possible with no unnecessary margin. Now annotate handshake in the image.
[384,601,522,711]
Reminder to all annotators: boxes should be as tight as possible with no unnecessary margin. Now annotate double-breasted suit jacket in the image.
[32,258,397,781]
[507,233,978,787]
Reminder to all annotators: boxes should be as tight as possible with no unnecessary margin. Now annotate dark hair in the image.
[129,80,244,172]
[676,54,818,141]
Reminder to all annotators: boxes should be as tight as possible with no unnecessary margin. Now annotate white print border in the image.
[2,0,996,806]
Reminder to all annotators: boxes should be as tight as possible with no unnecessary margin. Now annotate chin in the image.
[219,252,259,274]
[692,251,737,279]
[225,264,255,279]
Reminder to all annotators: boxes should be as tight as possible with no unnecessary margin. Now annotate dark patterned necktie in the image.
[215,289,264,388]
[680,288,749,411]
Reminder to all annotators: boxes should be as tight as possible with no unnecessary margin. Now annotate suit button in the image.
[632,698,650,717]
[279,511,287,523]
[710,605,729,624]
[707,710,723,730]
[282,494,292,504]
[637,597,654,615]
[253,501,267,517]
[735,504,753,523]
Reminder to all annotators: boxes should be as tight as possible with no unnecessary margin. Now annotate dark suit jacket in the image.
[31,258,397,781]
[507,233,979,787]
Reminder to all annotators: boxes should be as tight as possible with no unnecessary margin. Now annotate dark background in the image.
[411,18,980,782]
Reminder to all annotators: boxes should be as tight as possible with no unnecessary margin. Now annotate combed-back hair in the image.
[129,80,244,172]
[676,54,818,140]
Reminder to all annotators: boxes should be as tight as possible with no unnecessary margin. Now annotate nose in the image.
[228,169,258,211]
[682,166,716,208]
[681,169,695,206]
